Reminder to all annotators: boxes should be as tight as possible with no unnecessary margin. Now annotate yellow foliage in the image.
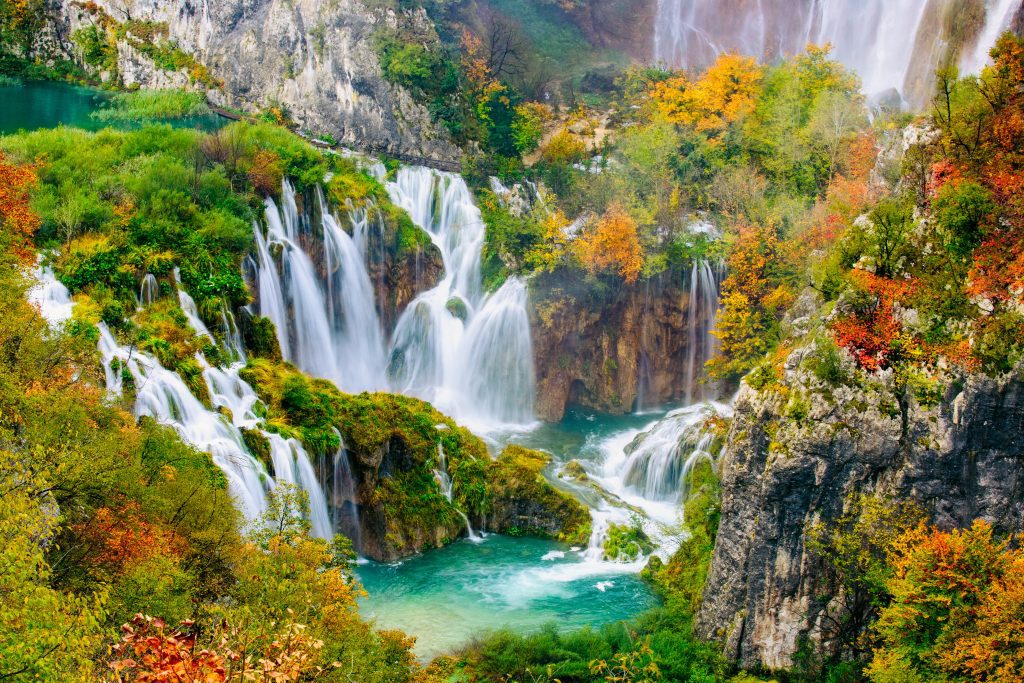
[575,204,644,284]
[650,54,763,134]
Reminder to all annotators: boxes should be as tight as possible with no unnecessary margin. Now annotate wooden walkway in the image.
[209,106,463,173]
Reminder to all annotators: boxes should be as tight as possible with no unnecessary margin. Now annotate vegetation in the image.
[91,89,211,122]
[486,445,592,545]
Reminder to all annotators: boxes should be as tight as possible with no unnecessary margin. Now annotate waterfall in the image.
[138,273,159,307]
[28,266,75,325]
[684,259,722,406]
[653,0,1024,105]
[330,444,362,552]
[619,408,717,502]
[385,167,535,430]
[97,323,270,519]
[251,167,536,431]
[960,0,1022,74]
[432,441,481,541]
[30,267,332,538]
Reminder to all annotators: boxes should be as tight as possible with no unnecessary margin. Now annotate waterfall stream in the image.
[251,166,536,432]
[654,0,1023,105]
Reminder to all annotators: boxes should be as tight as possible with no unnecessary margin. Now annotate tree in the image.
[649,54,762,135]
[0,151,40,262]
[868,520,1024,682]
[808,89,868,184]
[575,203,644,283]
[868,197,915,277]
[511,101,551,155]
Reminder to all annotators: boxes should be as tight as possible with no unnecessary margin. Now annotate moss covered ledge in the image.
[484,445,592,546]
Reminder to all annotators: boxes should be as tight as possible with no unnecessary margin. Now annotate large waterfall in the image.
[251,166,536,432]
[653,0,1023,105]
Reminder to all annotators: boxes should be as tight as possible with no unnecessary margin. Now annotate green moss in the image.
[242,314,282,361]
[603,518,655,561]
[240,427,272,475]
[486,445,591,545]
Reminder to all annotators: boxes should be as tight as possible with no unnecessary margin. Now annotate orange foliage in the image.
[0,152,41,262]
[575,204,643,283]
[246,149,283,196]
[872,520,1024,681]
[831,271,917,371]
[110,615,226,683]
[650,54,762,135]
[76,502,187,577]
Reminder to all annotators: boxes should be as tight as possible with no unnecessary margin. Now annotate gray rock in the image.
[697,359,1024,670]
[50,0,459,159]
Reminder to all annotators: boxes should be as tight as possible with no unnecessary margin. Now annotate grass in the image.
[92,88,210,122]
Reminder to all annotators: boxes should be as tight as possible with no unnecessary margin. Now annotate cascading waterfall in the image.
[329,442,362,552]
[31,267,332,538]
[653,0,1023,105]
[251,166,536,432]
[619,407,719,502]
[684,259,723,406]
[385,167,535,430]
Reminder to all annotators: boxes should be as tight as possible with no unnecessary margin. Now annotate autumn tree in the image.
[0,151,41,262]
[650,53,763,136]
[575,203,644,284]
[707,225,795,380]
[868,520,1024,682]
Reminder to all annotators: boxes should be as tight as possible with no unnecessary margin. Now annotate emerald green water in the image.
[358,410,674,660]
[358,535,658,660]
[0,80,224,134]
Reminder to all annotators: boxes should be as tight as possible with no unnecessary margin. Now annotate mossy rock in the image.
[561,459,589,481]
[241,313,282,362]
[446,296,468,321]
[240,427,273,475]
[485,445,591,545]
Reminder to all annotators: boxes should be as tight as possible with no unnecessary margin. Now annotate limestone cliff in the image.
[696,293,1024,670]
[49,0,458,159]
[529,270,719,421]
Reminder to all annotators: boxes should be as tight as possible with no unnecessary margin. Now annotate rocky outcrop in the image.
[484,445,592,545]
[696,328,1024,670]
[530,269,718,421]
[50,0,458,159]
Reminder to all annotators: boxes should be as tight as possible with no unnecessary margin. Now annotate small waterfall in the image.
[620,409,717,502]
[138,273,159,307]
[653,0,1023,105]
[28,266,75,325]
[265,432,333,540]
[433,441,481,541]
[219,304,246,362]
[174,268,213,340]
[684,259,722,406]
[330,444,362,553]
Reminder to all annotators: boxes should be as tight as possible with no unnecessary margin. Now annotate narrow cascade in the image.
[385,167,535,430]
[317,189,387,393]
[138,273,159,307]
[684,259,723,406]
[265,433,333,540]
[174,268,213,340]
[28,265,75,325]
[96,323,269,520]
[27,260,336,538]
[252,181,342,385]
[329,444,362,553]
[653,0,1023,103]
[433,441,481,541]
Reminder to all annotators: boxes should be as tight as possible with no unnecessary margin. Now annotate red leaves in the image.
[110,614,227,683]
[831,272,917,372]
[75,502,187,577]
[0,152,41,263]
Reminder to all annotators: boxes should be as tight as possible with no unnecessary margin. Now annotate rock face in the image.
[50,0,458,159]
[362,217,444,333]
[530,270,718,421]
[484,445,592,545]
[697,341,1024,670]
